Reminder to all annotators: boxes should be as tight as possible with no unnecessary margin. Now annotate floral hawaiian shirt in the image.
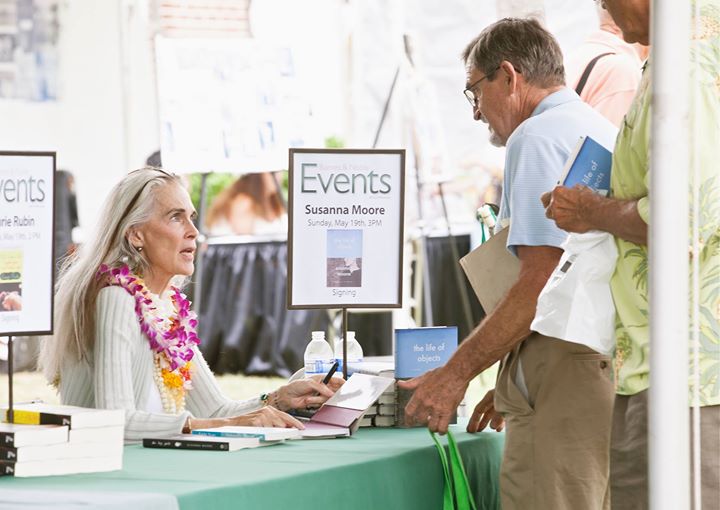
[611,1,720,406]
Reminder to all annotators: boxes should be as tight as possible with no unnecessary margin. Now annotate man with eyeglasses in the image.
[400,17,617,510]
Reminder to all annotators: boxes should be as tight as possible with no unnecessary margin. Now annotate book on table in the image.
[0,455,123,477]
[394,327,458,428]
[191,426,300,442]
[2,403,124,429]
[304,373,395,437]
[0,423,69,448]
[0,440,123,462]
[558,135,613,195]
[346,356,394,379]
[143,434,261,451]
[347,357,396,429]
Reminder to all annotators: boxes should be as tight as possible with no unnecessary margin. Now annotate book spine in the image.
[143,439,229,451]
[0,447,18,461]
[4,410,70,427]
[0,461,15,476]
[395,382,413,429]
[0,433,15,448]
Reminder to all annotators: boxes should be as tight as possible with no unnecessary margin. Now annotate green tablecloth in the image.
[0,424,504,510]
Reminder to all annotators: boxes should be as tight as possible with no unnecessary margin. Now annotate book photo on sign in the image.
[326,229,363,288]
[0,249,23,312]
[558,135,613,195]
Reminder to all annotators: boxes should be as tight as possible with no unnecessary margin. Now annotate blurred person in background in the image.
[565,2,648,127]
[205,172,286,236]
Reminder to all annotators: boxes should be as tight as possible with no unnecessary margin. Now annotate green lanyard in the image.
[477,207,498,245]
[430,430,477,510]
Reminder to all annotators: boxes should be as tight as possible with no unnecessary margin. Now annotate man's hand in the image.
[467,389,504,433]
[542,185,648,245]
[397,367,468,434]
[541,185,599,233]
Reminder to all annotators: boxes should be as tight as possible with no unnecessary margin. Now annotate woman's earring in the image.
[136,246,143,252]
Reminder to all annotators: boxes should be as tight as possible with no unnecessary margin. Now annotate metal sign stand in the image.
[341,308,348,380]
[5,336,14,423]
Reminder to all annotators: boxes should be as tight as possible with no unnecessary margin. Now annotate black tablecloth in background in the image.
[422,234,485,338]
[197,241,327,377]
[197,235,485,376]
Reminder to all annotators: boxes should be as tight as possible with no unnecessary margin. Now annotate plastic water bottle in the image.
[304,331,335,377]
[334,331,364,372]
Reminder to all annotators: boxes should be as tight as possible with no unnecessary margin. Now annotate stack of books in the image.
[347,357,396,428]
[352,328,461,429]
[1,403,124,477]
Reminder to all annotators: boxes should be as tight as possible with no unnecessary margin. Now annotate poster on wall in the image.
[155,37,321,174]
[288,149,405,309]
[0,0,60,101]
[0,151,55,335]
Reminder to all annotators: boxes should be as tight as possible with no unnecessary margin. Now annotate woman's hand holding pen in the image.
[273,374,344,412]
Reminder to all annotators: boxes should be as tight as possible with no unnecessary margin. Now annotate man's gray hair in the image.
[462,18,565,88]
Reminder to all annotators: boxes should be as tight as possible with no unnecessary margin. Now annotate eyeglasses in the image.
[463,67,500,107]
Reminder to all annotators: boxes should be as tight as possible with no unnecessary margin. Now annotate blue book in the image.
[394,327,458,379]
[191,426,300,442]
[559,136,613,196]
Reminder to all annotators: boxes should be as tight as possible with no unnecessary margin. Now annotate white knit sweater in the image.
[59,286,262,440]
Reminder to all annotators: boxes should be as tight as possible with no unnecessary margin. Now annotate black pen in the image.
[322,361,339,385]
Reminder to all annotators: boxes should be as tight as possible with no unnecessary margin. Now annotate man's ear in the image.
[499,60,519,91]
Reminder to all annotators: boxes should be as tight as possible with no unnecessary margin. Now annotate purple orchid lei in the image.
[96,264,200,390]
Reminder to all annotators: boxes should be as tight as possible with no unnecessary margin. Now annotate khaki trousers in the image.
[494,333,615,510]
[611,391,720,510]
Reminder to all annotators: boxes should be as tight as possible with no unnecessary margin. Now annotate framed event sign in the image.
[288,149,405,309]
[0,152,55,336]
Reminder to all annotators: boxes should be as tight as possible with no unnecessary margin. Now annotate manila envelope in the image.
[459,228,520,314]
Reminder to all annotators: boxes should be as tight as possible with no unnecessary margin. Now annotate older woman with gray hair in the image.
[41,167,341,440]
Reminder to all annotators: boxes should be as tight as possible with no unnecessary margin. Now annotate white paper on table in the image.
[323,373,394,411]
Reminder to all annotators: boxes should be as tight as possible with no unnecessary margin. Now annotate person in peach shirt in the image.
[565,4,649,127]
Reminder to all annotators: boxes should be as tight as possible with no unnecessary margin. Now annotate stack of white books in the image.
[347,358,398,428]
[1,403,124,477]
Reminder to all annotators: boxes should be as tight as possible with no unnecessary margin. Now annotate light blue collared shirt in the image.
[496,88,617,256]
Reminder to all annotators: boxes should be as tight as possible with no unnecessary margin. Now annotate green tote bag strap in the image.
[431,430,478,510]
[447,430,477,510]
[430,430,455,510]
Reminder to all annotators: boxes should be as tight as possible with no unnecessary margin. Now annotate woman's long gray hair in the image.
[39,167,180,384]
